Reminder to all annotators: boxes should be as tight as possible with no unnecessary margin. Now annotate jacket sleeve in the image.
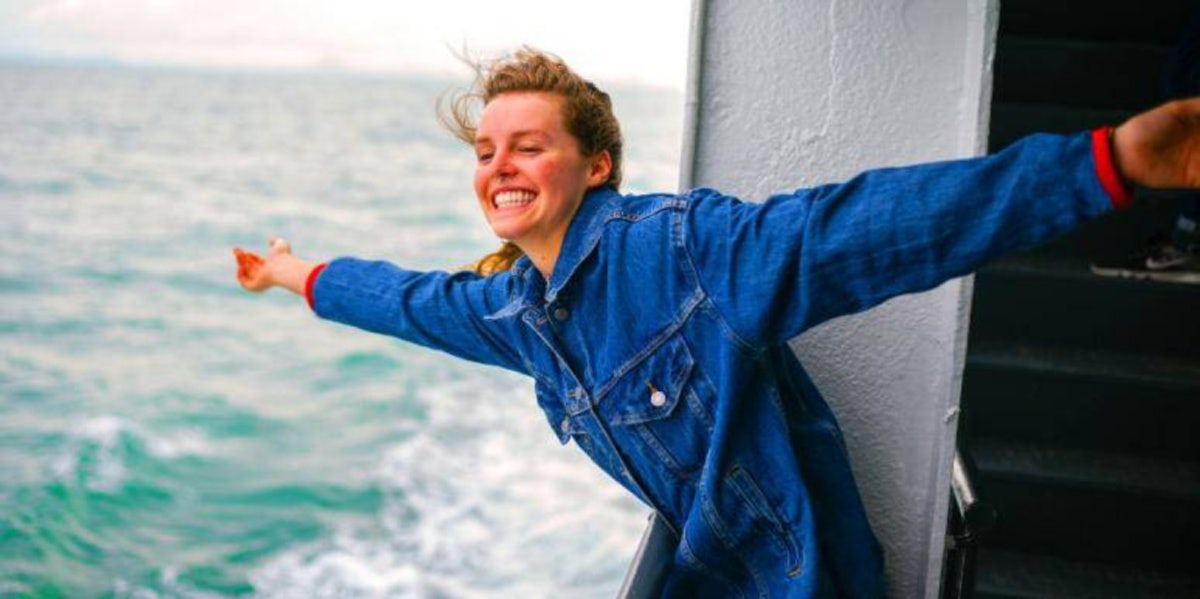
[682,131,1120,347]
[309,257,526,374]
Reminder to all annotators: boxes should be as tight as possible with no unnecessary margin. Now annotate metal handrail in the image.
[952,449,997,544]
[617,511,679,599]
[942,449,998,599]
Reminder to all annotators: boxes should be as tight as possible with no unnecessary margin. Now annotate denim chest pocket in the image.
[596,334,715,480]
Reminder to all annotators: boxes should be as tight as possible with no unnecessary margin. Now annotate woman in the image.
[234,49,1200,598]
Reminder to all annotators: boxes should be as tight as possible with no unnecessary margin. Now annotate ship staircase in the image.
[956,1,1200,596]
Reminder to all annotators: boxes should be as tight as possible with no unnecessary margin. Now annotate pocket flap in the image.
[599,335,695,426]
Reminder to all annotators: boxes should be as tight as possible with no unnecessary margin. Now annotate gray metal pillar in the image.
[680,1,998,597]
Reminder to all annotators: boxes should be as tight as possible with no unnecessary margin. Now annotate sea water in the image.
[0,61,683,598]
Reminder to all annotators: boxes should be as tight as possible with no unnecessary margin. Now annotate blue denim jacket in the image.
[311,132,1116,598]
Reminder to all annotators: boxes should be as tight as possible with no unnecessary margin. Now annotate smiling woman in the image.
[469,91,613,275]
[229,39,1200,598]
[444,50,620,276]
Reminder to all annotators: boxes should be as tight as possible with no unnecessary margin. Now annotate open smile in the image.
[493,189,537,209]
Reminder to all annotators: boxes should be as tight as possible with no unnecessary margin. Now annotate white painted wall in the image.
[681,1,998,597]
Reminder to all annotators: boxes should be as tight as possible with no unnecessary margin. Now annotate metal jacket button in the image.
[650,391,667,407]
[560,418,570,433]
[553,307,569,321]
[646,381,667,407]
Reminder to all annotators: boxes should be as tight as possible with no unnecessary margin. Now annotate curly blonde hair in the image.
[441,47,623,275]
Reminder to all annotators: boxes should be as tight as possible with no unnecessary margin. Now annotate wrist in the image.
[270,254,318,296]
[1092,126,1134,208]
[304,263,327,312]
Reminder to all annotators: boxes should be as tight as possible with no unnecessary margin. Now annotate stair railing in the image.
[941,448,998,599]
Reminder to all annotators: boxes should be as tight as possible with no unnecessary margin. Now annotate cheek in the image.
[542,160,584,194]
[473,170,488,201]
[557,167,592,201]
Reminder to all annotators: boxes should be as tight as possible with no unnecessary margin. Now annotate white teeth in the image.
[494,190,535,208]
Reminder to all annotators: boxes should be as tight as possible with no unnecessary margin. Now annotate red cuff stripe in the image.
[1091,126,1133,209]
[305,263,327,312]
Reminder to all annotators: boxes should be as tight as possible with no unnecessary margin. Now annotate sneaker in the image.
[1090,241,1200,284]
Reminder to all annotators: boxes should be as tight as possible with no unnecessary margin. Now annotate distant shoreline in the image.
[0,54,684,93]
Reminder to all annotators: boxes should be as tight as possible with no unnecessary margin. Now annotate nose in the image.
[493,149,517,179]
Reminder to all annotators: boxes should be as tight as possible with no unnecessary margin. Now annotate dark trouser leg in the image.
[1173,193,1200,254]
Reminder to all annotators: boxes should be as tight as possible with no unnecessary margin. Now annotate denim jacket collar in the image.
[544,186,621,303]
[484,186,619,320]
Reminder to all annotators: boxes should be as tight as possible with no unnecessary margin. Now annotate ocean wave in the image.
[250,536,425,599]
[244,400,645,599]
[376,413,642,597]
[0,581,34,596]
[51,415,218,494]
[0,176,76,196]
[111,568,229,599]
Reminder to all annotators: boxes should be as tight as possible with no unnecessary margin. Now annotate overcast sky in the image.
[0,0,692,88]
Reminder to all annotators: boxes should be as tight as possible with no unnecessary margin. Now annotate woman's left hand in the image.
[1113,98,1200,189]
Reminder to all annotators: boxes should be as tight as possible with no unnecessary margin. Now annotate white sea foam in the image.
[251,369,644,598]
[112,568,227,599]
[144,426,216,459]
[52,415,129,492]
[250,538,424,599]
[51,415,218,493]
[0,582,33,595]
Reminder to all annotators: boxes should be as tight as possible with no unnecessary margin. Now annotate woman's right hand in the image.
[233,238,292,293]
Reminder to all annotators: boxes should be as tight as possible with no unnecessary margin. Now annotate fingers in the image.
[233,237,291,292]
[233,247,266,290]
[233,247,252,280]
[267,236,292,256]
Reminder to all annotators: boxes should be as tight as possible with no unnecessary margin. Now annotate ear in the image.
[586,151,613,187]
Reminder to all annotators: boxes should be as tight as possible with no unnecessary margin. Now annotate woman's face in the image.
[473,91,610,256]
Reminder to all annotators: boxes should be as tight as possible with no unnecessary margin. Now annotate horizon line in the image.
[0,51,685,92]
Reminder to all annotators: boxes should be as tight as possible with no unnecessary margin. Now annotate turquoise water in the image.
[0,62,683,598]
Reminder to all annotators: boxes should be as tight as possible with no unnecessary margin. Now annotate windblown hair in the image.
[441,47,624,275]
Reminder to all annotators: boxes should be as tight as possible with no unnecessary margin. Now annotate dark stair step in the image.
[973,438,1200,502]
[998,0,1195,46]
[969,256,1200,358]
[974,548,1200,599]
[970,438,1200,573]
[987,103,1133,152]
[962,344,1200,457]
[993,37,1170,111]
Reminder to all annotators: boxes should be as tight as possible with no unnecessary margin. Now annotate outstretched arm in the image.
[232,239,527,373]
[1114,98,1200,189]
[686,99,1200,348]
